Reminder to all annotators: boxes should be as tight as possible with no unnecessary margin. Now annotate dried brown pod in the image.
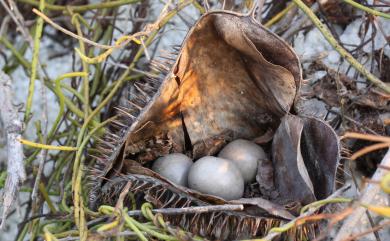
[272,115,340,207]
[89,9,338,240]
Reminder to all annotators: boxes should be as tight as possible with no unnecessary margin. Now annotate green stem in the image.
[38,182,57,213]
[72,14,90,119]
[60,84,87,104]
[45,80,92,123]
[25,0,45,121]
[17,0,140,12]
[60,183,73,213]
[0,37,31,70]
[48,72,87,141]
[67,12,91,241]
[292,0,390,94]
[16,223,29,241]
[123,211,177,241]
[122,211,148,241]
[343,0,390,19]
[300,198,352,214]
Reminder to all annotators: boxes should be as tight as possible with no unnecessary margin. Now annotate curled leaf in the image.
[272,115,340,205]
[272,115,316,205]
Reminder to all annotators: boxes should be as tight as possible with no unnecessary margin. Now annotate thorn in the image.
[160,55,176,62]
[134,83,150,98]
[126,100,143,110]
[111,119,128,128]
[106,131,120,139]
[135,81,158,92]
[102,140,116,149]
[103,134,117,142]
[115,107,136,119]
[145,76,162,85]
[173,45,181,50]
[152,61,170,72]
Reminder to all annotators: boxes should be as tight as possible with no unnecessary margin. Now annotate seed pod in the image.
[272,115,340,206]
[89,7,340,241]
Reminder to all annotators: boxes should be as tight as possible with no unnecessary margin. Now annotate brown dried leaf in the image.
[272,115,316,205]
[300,116,340,200]
[272,115,340,205]
[231,198,296,220]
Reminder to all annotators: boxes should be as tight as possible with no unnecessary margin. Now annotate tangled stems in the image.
[292,0,390,93]
[18,0,141,12]
[71,116,114,240]
[50,72,88,138]
[98,204,178,241]
[70,1,194,239]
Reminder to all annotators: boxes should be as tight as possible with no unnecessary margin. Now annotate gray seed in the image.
[188,156,244,200]
[152,153,193,186]
[218,139,266,183]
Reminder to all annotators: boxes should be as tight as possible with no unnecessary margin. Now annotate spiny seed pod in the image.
[218,139,266,183]
[90,7,340,241]
[152,153,192,186]
[188,156,244,200]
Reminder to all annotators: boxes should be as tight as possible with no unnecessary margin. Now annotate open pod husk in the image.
[89,10,340,240]
[272,115,340,207]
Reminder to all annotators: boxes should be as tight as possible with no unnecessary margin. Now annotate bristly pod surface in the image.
[89,9,340,240]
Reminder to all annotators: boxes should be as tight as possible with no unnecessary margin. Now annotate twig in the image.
[127,204,244,216]
[264,2,295,27]
[343,0,390,19]
[350,142,390,160]
[292,0,390,93]
[18,138,77,151]
[0,15,10,36]
[0,0,33,45]
[32,9,112,49]
[260,184,351,241]
[342,220,390,241]
[334,149,390,240]
[341,132,390,143]
[0,71,26,229]
[281,2,320,39]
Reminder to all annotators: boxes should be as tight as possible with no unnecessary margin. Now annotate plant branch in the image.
[0,71,26,229]
[127,204,244,216]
